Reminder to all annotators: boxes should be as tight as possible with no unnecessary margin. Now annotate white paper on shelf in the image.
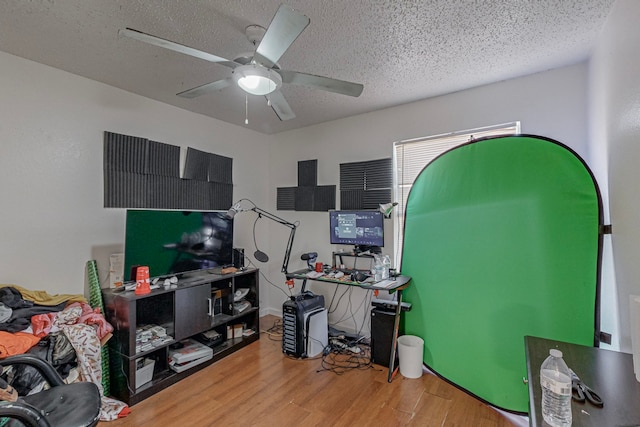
[630,294,640,382]
[370,279,397,289]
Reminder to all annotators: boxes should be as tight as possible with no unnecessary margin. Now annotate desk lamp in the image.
[379,202,398,218]
[226,199,298,274]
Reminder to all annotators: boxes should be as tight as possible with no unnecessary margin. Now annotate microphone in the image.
[225,203,240,219]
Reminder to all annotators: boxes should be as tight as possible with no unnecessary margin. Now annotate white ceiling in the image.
[0,0,615,135]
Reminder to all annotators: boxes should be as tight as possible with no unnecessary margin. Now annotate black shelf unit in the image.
[102,268,260,405]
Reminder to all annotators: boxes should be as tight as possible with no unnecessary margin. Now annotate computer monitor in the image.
[329,210,384,253]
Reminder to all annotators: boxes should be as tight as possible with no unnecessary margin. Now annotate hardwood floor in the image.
[100,316,523,427]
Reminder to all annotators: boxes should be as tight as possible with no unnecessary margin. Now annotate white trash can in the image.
[397,335,424,378]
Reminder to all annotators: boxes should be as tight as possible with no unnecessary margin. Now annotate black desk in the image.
[525,335,640,426]
[288,269,411,382]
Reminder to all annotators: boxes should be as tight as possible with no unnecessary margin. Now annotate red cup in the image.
[135,266,151,295]
[315,262,323,273]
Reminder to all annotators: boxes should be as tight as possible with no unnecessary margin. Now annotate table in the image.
[524,335,640,426]
[287,269,411,382]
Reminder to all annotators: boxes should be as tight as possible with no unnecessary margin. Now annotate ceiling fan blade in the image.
[267,91,296,121]
[253,5,310,69]
[277,70,364,97]
[177,78,232,98]
[119,28,238,68]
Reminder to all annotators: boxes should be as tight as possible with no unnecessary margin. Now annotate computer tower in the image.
[282,293,327,358]
[371,308,398,367]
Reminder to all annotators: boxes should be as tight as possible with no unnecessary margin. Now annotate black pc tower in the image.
[370,308,397,367]
[282,293,327,358]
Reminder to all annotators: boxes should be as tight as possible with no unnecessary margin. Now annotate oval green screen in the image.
[401,135,601,413]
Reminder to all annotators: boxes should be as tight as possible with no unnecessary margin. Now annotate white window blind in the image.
[392,122,520,266]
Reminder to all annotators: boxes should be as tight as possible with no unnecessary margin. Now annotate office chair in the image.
[0,353,100,427]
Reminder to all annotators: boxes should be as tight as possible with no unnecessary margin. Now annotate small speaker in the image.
[233,248,245,269]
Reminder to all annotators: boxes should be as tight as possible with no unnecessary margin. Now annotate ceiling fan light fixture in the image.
[234,64,281,96]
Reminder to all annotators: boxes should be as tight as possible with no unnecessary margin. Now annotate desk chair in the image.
[0,354,100,427]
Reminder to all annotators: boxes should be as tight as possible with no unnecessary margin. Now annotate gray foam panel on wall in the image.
[362,159,392,189]
[277,187,296,210]
[146,176,182,209]
[313,185,336,211]
[147,140,180,177]
[340,190,362,210]
[181,179,210,210]
[184,148,210,181]
[362,189,392,209]
[208,182,233,210]
[340,162,365,190]
[104,131,234,210]
[339,158,392,210]
[104,132,149,173]
[104,170,147,208]
[295,186,315,211]
[208,154,233,184]
[298,160,318,187]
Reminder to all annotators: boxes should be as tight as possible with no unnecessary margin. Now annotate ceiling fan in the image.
[119,4,364,122]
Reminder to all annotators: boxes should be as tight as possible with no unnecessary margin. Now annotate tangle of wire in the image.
[326,283,374,340]
[316,337,376,375]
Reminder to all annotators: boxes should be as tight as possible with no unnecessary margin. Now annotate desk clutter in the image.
[304,269,398,288]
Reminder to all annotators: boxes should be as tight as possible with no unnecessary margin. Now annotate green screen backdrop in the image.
[401,135,602,413]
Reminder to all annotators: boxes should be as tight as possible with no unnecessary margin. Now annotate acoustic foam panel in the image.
[339,158,392,209]
[298,159,318,187]
[277,187,297,210]
[104,131,233,210]
[295,187,315,211]
[208,154,233,184]
[183,147,210,181]
[401,135,602,413]
[313,185,336,211]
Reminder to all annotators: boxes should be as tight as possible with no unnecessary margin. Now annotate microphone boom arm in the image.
[251,207,297,274]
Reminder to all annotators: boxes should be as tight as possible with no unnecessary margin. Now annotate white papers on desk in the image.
[306,271,325,279]
[370,279,397,289]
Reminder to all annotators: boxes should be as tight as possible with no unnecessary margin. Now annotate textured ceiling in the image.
[0,0,615,134]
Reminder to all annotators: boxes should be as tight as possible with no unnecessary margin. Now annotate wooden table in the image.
[524,335,640,426]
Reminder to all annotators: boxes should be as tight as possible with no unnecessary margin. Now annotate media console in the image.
[102,268,260,405]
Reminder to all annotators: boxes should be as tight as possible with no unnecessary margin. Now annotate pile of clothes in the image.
[0,284,130,421]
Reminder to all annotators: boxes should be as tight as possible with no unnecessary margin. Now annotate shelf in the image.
[102,268,260,405]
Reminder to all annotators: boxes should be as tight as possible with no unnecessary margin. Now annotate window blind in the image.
[393,122,520,265]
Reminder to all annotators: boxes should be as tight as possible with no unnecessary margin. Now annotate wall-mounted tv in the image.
[123,210,233,280]
[329,210,384,252]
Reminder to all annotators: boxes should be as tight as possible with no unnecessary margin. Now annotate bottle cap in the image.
[549,349,563,358]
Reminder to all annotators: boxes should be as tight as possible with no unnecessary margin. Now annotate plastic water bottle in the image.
[373,255,383,281]
[540,349,572,427]
[382,255,391,280]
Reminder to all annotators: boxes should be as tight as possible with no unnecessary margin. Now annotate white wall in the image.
[589,0,640,353]
[0,51,272,301]
[268,63,591,336]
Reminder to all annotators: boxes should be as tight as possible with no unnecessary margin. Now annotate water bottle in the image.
[540,349,572,427]
[373,255,383,282]
[382,255,391,280]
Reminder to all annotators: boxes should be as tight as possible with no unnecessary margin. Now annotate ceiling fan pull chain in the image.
[267,71,273,106]
[245,94,249,125]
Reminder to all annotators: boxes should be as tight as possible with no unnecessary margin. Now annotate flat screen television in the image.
[329,210,384,253]
[123,210,234,280]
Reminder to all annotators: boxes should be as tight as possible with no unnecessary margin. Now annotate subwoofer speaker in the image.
[232,248,245,269]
